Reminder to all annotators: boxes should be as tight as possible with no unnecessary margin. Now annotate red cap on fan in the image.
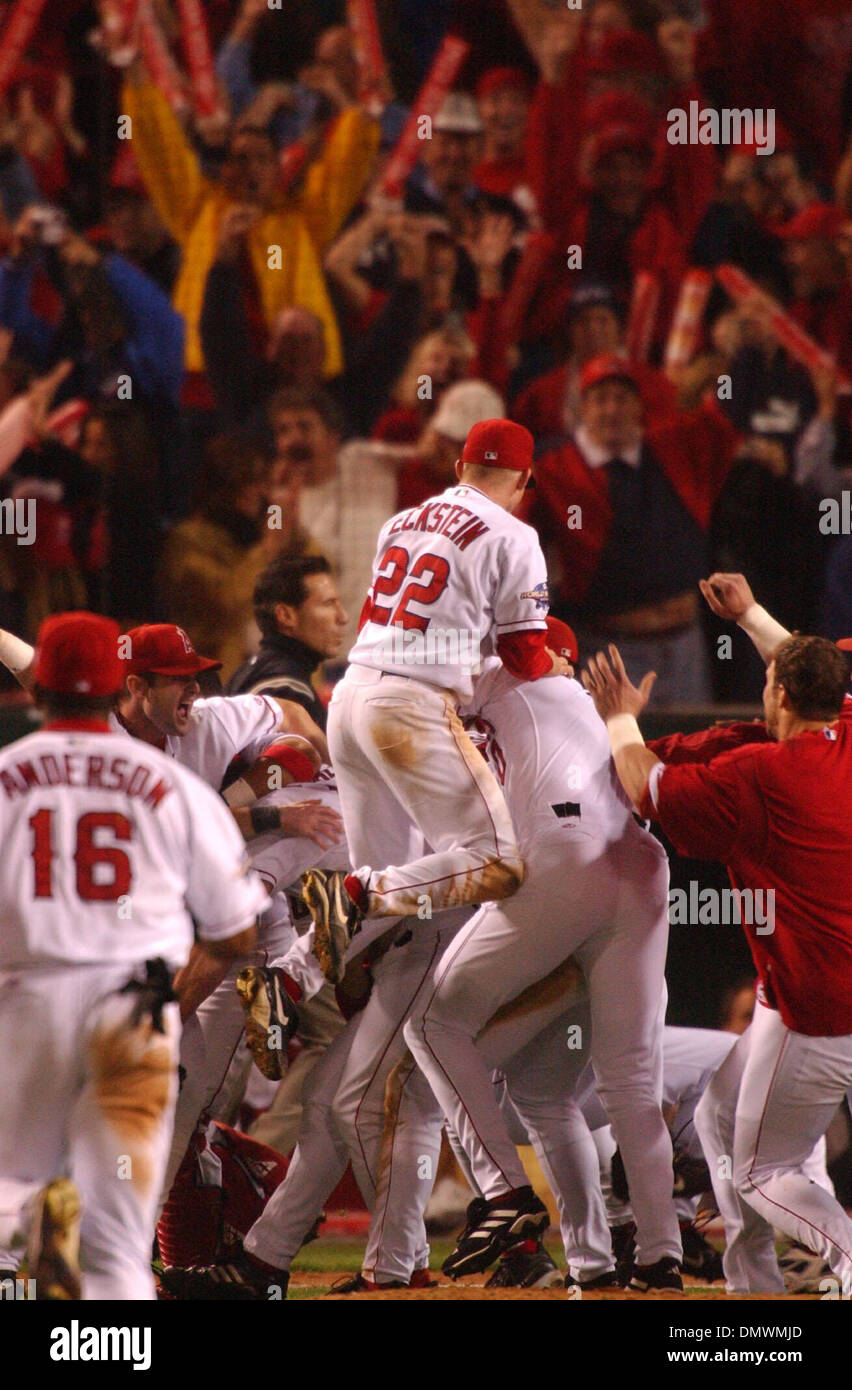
[460,419,534,473]
[579,354,641,394]
[34,612,124,696]
[545,616,578,664]
[121,624,222,677]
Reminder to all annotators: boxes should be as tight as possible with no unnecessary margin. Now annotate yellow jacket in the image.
[123,82,380,376]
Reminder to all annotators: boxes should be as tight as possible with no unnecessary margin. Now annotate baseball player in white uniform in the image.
[300,418,571,982]
[160,767,349,1204]
[0,621,327,794]
[403,616,683,1289]
[0,612,268,1300]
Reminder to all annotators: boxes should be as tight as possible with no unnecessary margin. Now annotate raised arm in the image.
[699,573,791,666]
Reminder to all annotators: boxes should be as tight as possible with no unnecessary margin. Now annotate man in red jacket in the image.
[583,575,852,1295]
[527,354,738,703]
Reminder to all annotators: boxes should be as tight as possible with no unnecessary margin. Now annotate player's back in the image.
[703,701,852,917]
[0,726,229,970]
[348,484,548,700]
[462,661,637,850]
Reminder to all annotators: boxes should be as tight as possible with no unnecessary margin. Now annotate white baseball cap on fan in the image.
[431,380,506,443]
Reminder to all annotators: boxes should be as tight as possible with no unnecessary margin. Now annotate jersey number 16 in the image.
[29,809,133,902]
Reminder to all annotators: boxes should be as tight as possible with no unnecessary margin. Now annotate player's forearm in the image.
[606,714,662,810]
[173,943,232,1020]
[738,604,791,666]
[0,629,36,691]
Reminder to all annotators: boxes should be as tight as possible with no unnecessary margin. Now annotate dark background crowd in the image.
[0,1,851,1160]
[0,0,850,697]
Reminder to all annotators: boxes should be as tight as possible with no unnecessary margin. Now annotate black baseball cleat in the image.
[627,1257,684,1293]
[236,966,300,1080]
[679,1223,724,1282]
[26,1179,82,1300]
[485,1240,563,1289]
[326,1273,405,1294]
[442,1187,550,1279]
[611,1221,637,1284]
[301,869,364,984]
[160,1256,288,1301]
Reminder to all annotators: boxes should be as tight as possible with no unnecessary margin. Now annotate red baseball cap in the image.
[460,419,534,474]
[476,66,531,100]
[777,203,847,243]
[121,624,222,678]
[546,616,579,664]
[34,611,124,697]
[579,354,640,394]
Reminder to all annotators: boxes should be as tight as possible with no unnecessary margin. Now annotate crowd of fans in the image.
[0,0,851,704]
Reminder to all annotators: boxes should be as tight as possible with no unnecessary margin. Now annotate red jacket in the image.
[513,358,677,441]
[527,404,738,606]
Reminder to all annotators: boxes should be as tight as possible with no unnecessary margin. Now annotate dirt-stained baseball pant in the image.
[366,977,608,1282]
[694,1002,852,1294]
[244,913,465,1279]
[247,987,346,1154]
[161,926,293,1203]
[0,965,178,1299]
[405,823,682,1267]
[329,667,523,916]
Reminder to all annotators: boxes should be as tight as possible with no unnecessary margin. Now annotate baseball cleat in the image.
[442,1186,549,1279]
[610,1221,636,1284]
[26,1178,82,1300]
[679,1222,723,1282]
[778,1242,833,1294]
[485,1240,563,1289]
[626,1257,684,1293]
[160,1257,287,1301]
[326,1269,438,1294]
[236,966,299,1080]
[301,869,363,984]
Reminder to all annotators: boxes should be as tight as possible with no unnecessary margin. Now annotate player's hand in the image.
[582,645,656,720]
[699,573,756,623]
[544,646,574,678]
[277,799,344,849]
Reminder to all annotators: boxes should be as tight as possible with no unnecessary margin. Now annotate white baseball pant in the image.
[161,926,294,1201]
[405,823,683,1266]
[329,666,523,916]
[694,1002,852,1293]
[0,965,178,1299]
[244,914,464,1279]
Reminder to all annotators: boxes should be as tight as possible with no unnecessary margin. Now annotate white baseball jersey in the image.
[109,694,281,790]
[0,725,269,970]
[347,484,549,700]
[460,658,637,852]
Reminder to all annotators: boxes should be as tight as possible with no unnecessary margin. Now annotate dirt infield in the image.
[291,1270,814,1301]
